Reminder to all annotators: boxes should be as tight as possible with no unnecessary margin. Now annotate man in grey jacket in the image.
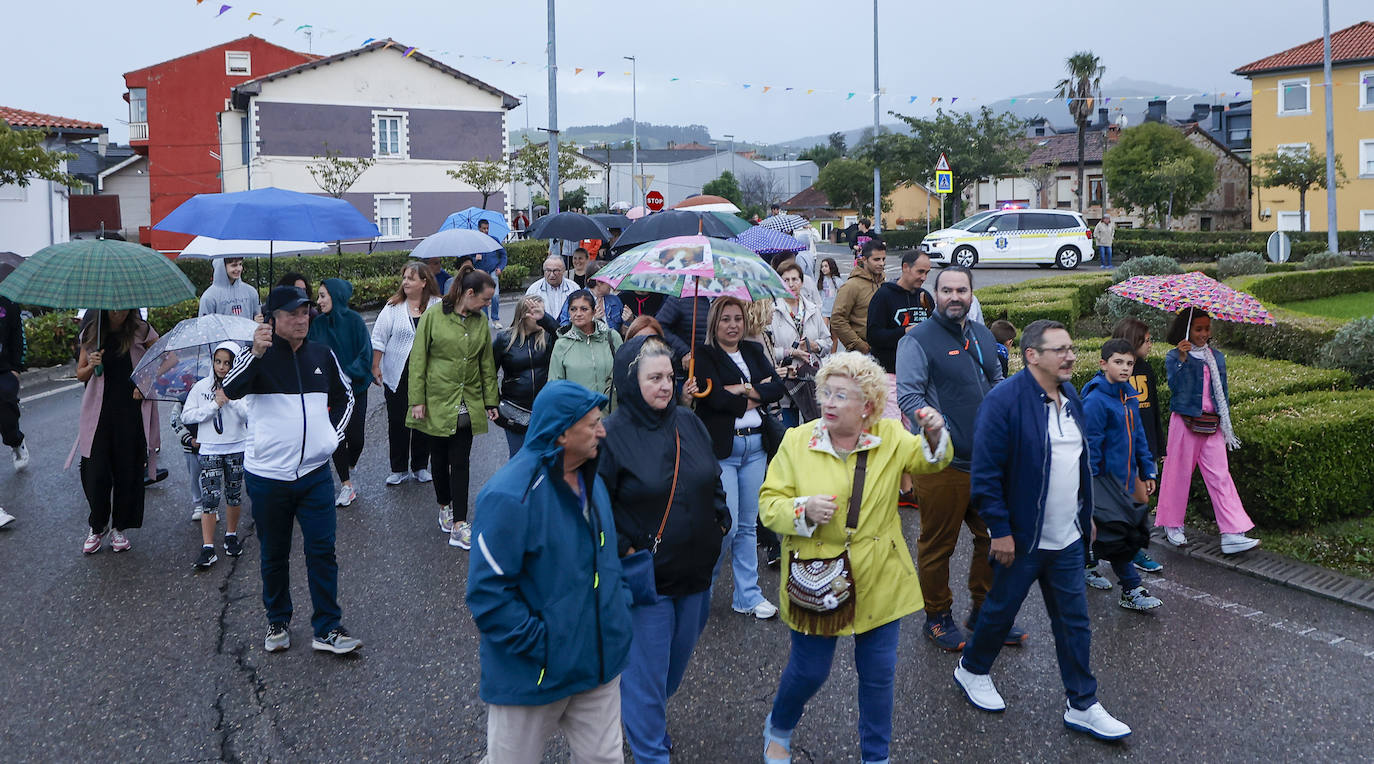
[199,258,263,321]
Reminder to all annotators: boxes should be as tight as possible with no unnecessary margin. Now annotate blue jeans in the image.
[770,620,901,763]
[962,539,1098,710]
[1110,557,1141,589]
[503,427,524,457]
[484,276,501,322]
[245,465,342,638]
[715,433,766,610]
[1098,245,1113,267]
[621,590,712,764]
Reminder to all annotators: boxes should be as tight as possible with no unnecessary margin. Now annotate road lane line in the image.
[23,383,80,402]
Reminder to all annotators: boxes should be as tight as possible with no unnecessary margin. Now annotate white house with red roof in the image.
[0,107,106,256]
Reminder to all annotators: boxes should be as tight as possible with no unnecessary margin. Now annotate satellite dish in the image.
[1266,231,1291,263]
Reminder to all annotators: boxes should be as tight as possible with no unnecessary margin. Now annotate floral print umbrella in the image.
[1107,271,1275,325]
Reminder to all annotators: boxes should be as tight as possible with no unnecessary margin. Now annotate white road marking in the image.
[1148,578,1374,660]
[23,383,80,402]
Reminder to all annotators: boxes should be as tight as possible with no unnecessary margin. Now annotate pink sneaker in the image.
[83,528,107,555]
[109,529,131,553]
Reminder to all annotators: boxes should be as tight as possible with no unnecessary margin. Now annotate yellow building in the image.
[1234,21,1374,232]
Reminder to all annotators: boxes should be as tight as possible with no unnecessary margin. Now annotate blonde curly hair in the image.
[814,351,887,430]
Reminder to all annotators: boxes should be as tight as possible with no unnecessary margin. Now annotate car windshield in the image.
[950,211,994,230]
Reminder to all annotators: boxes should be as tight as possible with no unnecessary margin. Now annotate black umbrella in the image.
[0,252,24,284]
[611,210,741,251]
[527,212,611,242]
[590,213,631,231]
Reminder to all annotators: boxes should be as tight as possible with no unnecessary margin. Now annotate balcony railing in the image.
[129,122,148,141]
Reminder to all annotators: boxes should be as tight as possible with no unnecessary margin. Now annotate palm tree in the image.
[1055,52,1105,214]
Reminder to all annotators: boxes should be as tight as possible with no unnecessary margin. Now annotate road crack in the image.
[210,526,283,762]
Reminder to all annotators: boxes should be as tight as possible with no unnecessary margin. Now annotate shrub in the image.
[1318,317,1374,387]
[1216,251,1267,280]
[500,264,530,291]
[506,239,550,273]
[881,230,925,250]
[22,311,80,368]
[1111,255,1183,283]
[1299,251,1353,270]
[148,299,201,334]
[1227,390,1374,528]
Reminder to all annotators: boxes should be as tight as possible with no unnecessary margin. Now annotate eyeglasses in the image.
[543,268,564,275]
[817,387,855,404]
[1034,345,1077,356]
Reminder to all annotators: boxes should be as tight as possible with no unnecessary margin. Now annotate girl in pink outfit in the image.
[1154,309,1259,555]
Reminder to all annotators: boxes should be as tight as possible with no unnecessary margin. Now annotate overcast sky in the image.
[4,0,1367,145]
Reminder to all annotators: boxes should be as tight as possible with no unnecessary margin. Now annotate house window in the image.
[374,195,410,240]
[1223,181,1236,209]
[799,175,811,187]
[1278,78,1310,115]
[1276,142,1310,158]
[1360,210,1374,232]
[1360,70,1374,110]
[1200,216,1212,231]
[1276,211,1310,231]
[225,51,251,76]
[373,112,409,159]
[1087,178,1105,207]
[128,88,147,124]
[1359,139,1374,177]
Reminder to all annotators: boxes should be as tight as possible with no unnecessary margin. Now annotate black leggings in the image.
[332,387,367,482]
[430,427,474,519]
[82,409,147,531]
[384,371,430,473]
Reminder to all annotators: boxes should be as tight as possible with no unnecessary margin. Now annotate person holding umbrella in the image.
[309,279,373,508]
[371,262,442,486]
[180,341,251,569]
[70,310,161,554]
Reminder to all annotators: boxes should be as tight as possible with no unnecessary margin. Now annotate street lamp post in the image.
[624,55,640,207]
[546,0,559,216]
[1321,0,1338,252]
[871,0,882,232]
[723,134,736,178]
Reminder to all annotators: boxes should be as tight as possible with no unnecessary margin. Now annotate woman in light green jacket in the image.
[548,289,623,413]
[407,263,498,550]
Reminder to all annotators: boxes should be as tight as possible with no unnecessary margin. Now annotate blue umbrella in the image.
[440,207,509,241]
[154,187,381,242]
[730,225,808,255]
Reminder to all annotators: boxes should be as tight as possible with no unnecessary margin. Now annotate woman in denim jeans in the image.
[692,297,786,620]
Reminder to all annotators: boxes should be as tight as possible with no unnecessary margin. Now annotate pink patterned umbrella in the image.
[1108,271,1275,325]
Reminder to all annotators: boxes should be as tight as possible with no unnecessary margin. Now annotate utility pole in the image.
[546,0,559,216]
[625,55,640,207]
[1321,0,1338,252]
[871,0,882,232]
[724,134,736,178]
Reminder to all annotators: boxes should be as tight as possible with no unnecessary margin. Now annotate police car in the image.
[920,208,1093,269]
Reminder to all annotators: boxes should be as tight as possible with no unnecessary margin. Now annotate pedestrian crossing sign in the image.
[935,153,952,194]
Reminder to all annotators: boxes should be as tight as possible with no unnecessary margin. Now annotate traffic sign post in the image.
[645,190,665,211]
[934,153,953,195]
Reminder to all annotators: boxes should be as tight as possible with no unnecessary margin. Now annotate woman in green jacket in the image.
[548,289,622,413]
[407,263,498,550]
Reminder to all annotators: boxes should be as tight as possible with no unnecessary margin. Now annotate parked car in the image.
[920,209,1094,269]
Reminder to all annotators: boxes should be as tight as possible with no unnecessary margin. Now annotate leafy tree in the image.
[883,107,1029,220]
[815,158,893,217]
[511,136,596,202]
[828,131,847,156]
[561,186,588,211]
[307,142,375,198]
[0,121,80,187]
[446,156,513,209]
[1252,147,1347,232]
[1103,122,1216,228]
[1055,51,1105,213]
[702,171,743,206]
[798,143,841,170]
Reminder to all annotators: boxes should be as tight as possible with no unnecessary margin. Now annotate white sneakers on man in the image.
[0,507,14,528]
[1063,701,1132,740]
[954,659,1006,712]
[1220,533,1260,554]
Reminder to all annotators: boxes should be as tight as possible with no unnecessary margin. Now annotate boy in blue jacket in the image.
[1080,339,1162,611]
[467,380,633,762]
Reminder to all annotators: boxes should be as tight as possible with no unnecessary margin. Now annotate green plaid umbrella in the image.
[0,239,196,309]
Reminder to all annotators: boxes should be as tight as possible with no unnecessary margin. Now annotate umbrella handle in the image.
[688,352,711,398]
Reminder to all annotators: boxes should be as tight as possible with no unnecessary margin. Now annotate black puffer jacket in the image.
[598,335,730,597]
[492,313,559,407]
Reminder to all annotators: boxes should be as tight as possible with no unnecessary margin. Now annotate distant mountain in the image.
[510,118,716,149]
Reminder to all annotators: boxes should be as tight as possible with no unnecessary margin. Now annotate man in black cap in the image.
[223,286,360,655]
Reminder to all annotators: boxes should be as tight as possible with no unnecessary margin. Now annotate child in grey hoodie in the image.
[198,258,262,320]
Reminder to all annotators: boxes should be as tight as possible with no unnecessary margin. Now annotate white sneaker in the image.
[733,600,778,620]
[336,483,357,507]
[1164,527,1188,547]
[0,507,14,528]
[191,505,204,521]
[385,471,409,486]
[438,505,454,533]
[450,520,471,550]
[1220,533,1260,554]
[12,442,29,471]
[954,659,1006,712]
[1064,701,1131,740]
[414,468,433,483]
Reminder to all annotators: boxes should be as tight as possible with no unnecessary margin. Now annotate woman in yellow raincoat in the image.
[758,351,951,764]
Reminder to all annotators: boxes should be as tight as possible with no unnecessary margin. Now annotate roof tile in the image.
[0,106,103,130]
[1233,21,1374,76]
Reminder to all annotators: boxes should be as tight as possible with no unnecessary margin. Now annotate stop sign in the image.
[645,191,665,211]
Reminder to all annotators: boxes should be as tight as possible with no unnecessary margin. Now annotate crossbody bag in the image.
[786,450,868,635]
[620,431,681,606]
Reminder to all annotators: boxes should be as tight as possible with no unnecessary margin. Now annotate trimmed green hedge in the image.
[1114,238,1327,263]
[1212,266,1374,365]
[977,271,1113,330]
[1228,389,1374,527]
[882,230,925,250]
[1115,228,1374,254]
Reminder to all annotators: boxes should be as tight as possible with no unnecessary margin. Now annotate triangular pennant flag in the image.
[622,71,630,75]
[762,86,771,93]
[575,67,583,75]
[404,47,417,58]
[868,93,878,102]
[846,92,855,100]
[382,40,395,49]
[247,11,260,20]
[743,84,751,89]
[272,17,283,25]
[669,77,679,81]
[596,71,605,77]
[196,0,205,4]
[909,96,918,103]
[806,89,815,95]
[785,87,794,91]
[510,61,518,66]
[295,24,311,31]
[217,4,231,17]
[362,38,376,45]
[950,97,958,103]
[931,96,938,104]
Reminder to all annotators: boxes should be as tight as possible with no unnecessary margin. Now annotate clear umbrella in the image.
[131,314,259,402]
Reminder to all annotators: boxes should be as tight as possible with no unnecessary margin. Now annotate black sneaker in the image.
[312,627,362,655]
[193,545,218,570]
[264,622,290,652]
[143,467,169,487]
[765,545,781,567]
[223,534,243,557]
[923,613,966,652]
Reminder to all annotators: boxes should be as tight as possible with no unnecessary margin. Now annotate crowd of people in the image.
[0,222,1267,760]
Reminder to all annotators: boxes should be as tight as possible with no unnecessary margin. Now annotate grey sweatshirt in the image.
[198,259,261,319]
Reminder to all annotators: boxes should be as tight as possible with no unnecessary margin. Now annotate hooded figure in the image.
[549,318,623,413]
[308,279,371,394]
[466,380,633,708]
[198,259,261,319]
[1080,371,1157,495]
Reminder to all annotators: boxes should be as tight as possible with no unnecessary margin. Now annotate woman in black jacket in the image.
[693,296,786,621]
[492,295,559,456]
[599,334,730,764]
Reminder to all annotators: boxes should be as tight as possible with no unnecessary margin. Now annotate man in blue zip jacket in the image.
[467,380,633,763]
[953,319,1132,741]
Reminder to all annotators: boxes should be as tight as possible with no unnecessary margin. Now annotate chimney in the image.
[1146,99,1167,123]
[1190,104,1210,123]
[1096,108,1109,128]
[98,133,108,157]
[1211,104,1224,132]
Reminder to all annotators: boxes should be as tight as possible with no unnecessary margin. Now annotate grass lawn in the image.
[1279,291,1374,320]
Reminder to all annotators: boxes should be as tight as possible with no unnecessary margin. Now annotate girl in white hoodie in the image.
[181,341,251,569]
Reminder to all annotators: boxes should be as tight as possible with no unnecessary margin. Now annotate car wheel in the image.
[1055,246,1081,269]
[953,246,978,268]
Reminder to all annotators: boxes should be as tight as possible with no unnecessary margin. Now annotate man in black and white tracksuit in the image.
[223,285,361,655]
